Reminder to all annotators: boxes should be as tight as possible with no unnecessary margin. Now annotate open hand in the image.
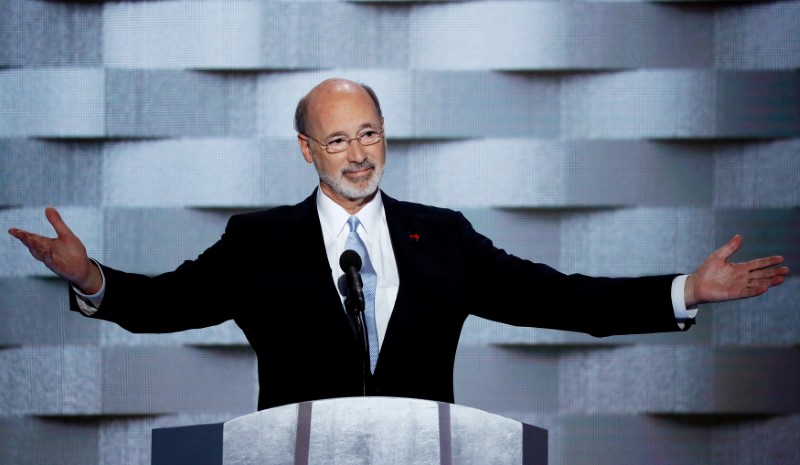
[685,234,790,308]
[8,207,102,294]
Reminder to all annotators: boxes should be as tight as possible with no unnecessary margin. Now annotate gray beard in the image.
[316,159,384,201]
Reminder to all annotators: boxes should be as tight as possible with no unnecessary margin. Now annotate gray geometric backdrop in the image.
[1,1,799,464]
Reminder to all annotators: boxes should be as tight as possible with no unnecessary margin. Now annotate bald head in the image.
[294,78,383,136]
[294,78,387,213]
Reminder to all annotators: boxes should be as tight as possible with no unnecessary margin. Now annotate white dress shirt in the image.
[316,188,400,348]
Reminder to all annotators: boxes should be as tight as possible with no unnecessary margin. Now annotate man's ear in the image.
[297,135,314,164]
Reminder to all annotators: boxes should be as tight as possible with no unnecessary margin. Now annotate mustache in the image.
[342,160,375,174]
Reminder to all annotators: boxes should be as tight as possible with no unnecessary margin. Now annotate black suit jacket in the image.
[71,190,687,410]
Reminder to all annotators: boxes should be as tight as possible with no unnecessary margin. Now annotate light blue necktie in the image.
[345,216,379,373]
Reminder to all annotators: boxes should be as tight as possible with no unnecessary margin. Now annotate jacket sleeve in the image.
[457,211,688,337]
[69,213,255,334]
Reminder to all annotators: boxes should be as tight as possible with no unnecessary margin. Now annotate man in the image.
[8,78,790,411]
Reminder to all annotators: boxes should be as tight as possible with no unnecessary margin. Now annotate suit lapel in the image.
[286,190,352,331]
[287,190,329,272]
[381,193,430,345]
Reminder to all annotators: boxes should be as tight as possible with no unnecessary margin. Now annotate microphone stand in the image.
[340,249,373,396]
[344,282,371,396]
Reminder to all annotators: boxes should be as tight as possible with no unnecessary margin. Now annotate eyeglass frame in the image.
[299,129,384,154]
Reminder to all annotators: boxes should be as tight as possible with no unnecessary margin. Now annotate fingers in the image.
[9,229,50,262]
[45,207,74,239]
[748,264,790,280]
[742,255,786,273]
[8,208,70,241]
[7,227,26,240]
[748,273,788,289]
[714,234,743,261]
[738,257,790,297]
[8,228,40,248]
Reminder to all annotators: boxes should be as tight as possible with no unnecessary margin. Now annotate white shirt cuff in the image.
[671,274,698,329]
[72,259,106,316]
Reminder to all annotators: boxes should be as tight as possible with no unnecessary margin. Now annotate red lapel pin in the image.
[408,232,421,242]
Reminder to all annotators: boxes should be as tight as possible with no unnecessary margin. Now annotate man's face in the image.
[299,83,386,208]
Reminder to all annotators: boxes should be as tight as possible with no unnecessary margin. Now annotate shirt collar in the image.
[316,187,383,239]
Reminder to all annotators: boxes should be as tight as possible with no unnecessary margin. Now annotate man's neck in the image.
[316,186,384,242]
[319,183,378,215]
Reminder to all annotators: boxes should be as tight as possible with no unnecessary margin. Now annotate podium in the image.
[152,397,547,464]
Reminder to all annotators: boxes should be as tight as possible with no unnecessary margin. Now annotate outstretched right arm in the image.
[8,207,103,295]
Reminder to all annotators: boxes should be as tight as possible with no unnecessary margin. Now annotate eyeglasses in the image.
[301,130,383,154]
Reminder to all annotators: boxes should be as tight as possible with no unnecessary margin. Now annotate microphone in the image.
[340,250,365,314]
[340,249,371,392]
